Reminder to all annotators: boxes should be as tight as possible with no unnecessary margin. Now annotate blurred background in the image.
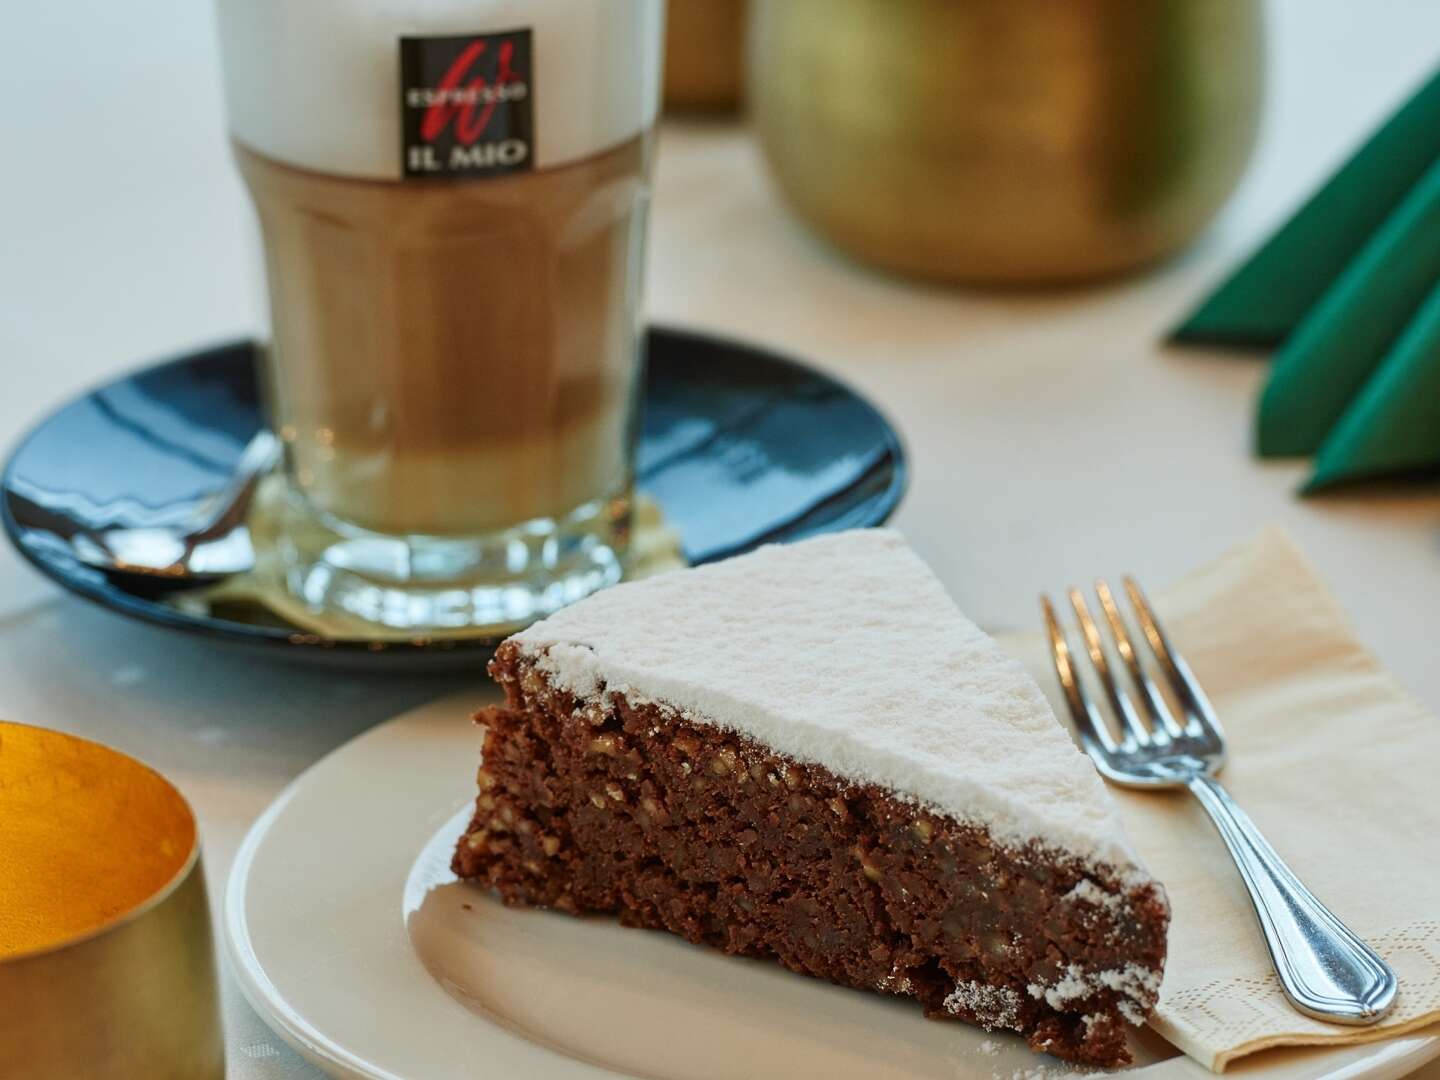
[1,0,1437,652]
[2,5,1439,1076]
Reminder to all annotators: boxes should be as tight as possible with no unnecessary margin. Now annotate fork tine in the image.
[1123,577,1224,740]
[1041,594,1117,757]
[1095,579,1184,741]
[1069,587,1151,748]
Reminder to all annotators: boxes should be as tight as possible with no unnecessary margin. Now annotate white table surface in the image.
[2,2,1438,1077]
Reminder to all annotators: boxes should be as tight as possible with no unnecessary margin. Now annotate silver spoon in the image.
[41,430,280,588]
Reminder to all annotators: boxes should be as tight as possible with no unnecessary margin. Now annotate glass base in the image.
[275,488,632,634]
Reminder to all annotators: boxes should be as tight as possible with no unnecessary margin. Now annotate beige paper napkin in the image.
[1004,528,1440,1070]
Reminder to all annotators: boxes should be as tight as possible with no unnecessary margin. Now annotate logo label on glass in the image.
[399,30,534,179]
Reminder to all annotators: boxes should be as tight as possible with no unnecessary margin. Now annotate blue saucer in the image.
[2,327,906,670]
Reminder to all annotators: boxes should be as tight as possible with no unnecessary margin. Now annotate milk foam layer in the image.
[215,0,663,179]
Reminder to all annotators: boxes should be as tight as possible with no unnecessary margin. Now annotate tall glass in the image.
[214,0,663,632]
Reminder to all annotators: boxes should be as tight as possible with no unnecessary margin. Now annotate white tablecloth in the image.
[2,3,1438,1076]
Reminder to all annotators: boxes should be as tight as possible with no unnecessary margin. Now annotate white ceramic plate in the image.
[226,693,1440,1080]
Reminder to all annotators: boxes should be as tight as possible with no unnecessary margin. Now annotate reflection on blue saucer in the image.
[1,327,905,670]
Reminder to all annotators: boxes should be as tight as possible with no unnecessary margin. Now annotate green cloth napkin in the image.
[1306,283,1440,492]
[1171,63,1440,493]
[1257,156,1440,457]
[1173,65,1440,348]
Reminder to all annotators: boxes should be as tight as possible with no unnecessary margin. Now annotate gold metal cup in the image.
[664,0,748,112]
[0,722,224,1080]
[750,0,1265,285]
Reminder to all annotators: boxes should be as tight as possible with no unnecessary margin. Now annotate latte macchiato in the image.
[215,0,663,631]
[237,135,648,538]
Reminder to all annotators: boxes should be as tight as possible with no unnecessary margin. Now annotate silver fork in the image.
[1041,577,1397,1026]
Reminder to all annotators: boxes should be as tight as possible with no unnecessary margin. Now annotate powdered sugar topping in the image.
[516,529,1146,873]
[1063,878,1127,913]
[1027,962,1162,1018]
[876,971,914,995]
[945,981,1024,1031]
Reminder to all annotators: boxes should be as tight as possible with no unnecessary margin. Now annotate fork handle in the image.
[1186,774,1397,1025]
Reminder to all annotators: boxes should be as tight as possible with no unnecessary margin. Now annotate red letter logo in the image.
[420,40,520,145]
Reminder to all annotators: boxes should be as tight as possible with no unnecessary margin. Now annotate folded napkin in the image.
[163,479,687,641]
[1171,65,1440,493]
[1173,66,1440,348]
[1306,282,1440,492]
[1258,157,1440,460]
[1003,529,1440,1070]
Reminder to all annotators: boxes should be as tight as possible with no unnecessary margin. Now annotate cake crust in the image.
[454,643,1169,1066]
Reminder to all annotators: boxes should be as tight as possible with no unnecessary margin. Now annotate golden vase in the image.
[750,0,1265,284]
[664,0,748,112]
[0,722,224,1080]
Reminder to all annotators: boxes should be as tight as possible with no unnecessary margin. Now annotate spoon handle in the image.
[189,430,281,543]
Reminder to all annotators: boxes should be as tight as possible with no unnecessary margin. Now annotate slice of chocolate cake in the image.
[453,529,1168,1066]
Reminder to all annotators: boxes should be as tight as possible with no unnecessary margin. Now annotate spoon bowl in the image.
[20,430,279,590]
